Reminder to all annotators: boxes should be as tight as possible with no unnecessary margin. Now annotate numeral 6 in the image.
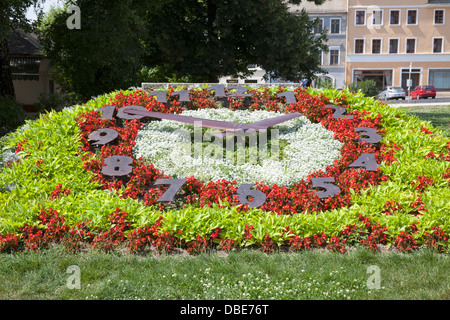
[236,184,267,208]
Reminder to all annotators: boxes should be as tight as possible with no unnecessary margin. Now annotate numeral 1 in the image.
[227,86,252,98]
[206,85,226,98]
[96,105,115,120]
[277,92,297,104]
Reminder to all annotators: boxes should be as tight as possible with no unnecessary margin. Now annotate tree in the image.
[0,0,43,98]
[37,0,149,102]
[143,0,328,82]
[38,0,327,101]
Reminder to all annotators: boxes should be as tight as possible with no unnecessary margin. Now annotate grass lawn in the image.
[394,105,450,138]
[0,246,448,300]
[0,104,449,302]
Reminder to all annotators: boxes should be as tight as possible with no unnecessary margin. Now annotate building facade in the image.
[346,0,450,92]
[8,30,56,108]
[289,0,348,89]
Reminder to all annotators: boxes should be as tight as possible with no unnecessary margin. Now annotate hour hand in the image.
[213,112,304,137]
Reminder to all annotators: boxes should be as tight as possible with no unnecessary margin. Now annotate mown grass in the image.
[395,105,450,138]
[0,246,448,300]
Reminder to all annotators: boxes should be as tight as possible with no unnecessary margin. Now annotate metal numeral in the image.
[236,184,267,208]
[355,127,382,144]
[326,105,354,119]
[277,92,297,104]
[311,177,341,199]
[96,105,115,120]
[348,153,379,171]
[88,128,119,146]
[101,156,133,176]
[154,179,187,202]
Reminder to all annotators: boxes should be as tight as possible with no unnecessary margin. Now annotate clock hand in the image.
[123,107,253,131]
[123,108,304,136]
[211,112,304,137]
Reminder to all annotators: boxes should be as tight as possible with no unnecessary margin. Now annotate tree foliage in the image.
[38,0,327,101]
[0,0,43,98]
[144,0,328,82]
[37,0,149,102]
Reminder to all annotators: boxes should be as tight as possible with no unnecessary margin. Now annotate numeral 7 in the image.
[154,179,187,202]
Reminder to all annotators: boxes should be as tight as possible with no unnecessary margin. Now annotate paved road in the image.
[381,97,450,107]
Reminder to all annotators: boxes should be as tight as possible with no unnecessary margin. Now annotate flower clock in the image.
[1,85,449,254]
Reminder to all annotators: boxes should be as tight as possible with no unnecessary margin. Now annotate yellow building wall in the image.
[346,0,450,89]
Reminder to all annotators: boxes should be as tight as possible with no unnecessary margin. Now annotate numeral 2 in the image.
[326,105,354,119]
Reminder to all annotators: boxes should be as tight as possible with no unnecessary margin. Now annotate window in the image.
[330,50,339,65]
[434,10,444,24]
[314,18,323,34]
[356,10,366,25]
[330,19,340,34]
[389,39,399,54]
[406,38,416,53]
[372,39,381,54]
[429,69,450,90]
[433,38,443,53]
[9,57,41,80]
[372,9,383,25]
[355,39,365,54]
[407,10,417,25]
[354,70,393,90]
[390,10,400,25]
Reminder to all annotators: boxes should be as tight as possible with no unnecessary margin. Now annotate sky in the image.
[26,0,61,21]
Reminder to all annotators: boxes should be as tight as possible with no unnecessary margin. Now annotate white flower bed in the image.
[133,109,342,186]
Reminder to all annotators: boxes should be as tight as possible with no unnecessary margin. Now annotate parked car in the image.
[377,86,406,100]
[410,85,436,99]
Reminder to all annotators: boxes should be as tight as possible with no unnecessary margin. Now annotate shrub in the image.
[348,79,379,98]
[33,93,70,112]
[0,96,27,136]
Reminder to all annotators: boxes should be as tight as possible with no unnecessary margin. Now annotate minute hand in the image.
[123,108,303,133]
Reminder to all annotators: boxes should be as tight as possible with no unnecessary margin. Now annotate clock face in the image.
[79,85,386,214]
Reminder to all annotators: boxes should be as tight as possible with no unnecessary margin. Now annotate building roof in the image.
[8,29,43,56]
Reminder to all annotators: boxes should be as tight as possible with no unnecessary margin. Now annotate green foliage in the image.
[37,1,149,102]
[348,79,379,98]
[0,88,449,251]
[0,96,27,136]
[138,66,193,84]
[33,93,70,112]
[141,0,328,82]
